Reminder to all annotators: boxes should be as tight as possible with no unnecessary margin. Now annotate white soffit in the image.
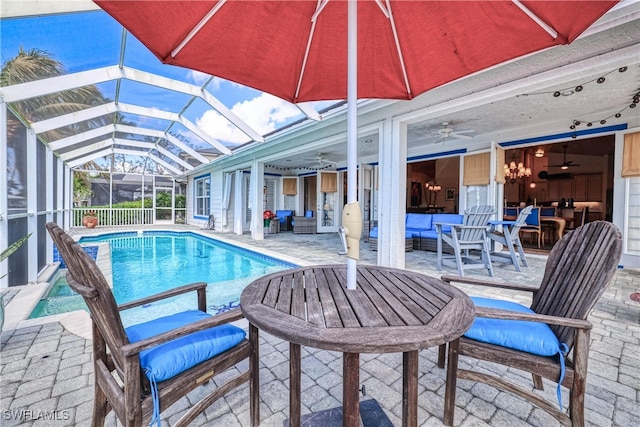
[1,0,100,19]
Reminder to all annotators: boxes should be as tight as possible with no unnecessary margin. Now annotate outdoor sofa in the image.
[369,213,463,252]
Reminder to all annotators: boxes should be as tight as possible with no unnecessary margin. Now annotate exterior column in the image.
[26,129,37,283]
[378,118,407,268]
[0,102,8,287]
[250,160,264,240]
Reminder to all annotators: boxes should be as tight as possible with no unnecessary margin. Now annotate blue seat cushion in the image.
[465,296,568,409]
[126,310,246,426]
[125,310,246,382]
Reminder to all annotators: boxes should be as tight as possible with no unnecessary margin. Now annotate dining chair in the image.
[564,207,589,235]
[436,205,495,277]
[520,206,543,248]
[45,222,258,427]
[504,207,519,219]
[540,206,558,244]
[439,221,622,426]
[487,205,532,271]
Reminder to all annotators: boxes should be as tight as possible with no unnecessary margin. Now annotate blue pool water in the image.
[30,231,296,325]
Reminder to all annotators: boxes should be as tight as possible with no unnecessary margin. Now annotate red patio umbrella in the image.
[95,0,616,288]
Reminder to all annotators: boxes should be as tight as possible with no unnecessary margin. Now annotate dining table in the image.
[240,264,475,427]
[504,214,567,242]
[540,216,567,242]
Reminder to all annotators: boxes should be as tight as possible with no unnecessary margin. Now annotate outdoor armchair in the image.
[45,222,259,427]
[487,205,532,271]
[438,221,622,426]
[435,205,495,277]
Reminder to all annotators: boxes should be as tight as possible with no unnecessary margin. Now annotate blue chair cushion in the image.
[126,310,246,382]
[126,310,246,426]
[465,296,568,409]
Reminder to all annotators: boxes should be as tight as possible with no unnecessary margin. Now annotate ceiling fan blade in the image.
[450,132,474,140]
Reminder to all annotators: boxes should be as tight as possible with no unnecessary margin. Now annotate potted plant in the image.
[263,210,276,227]
[83,210,98,228]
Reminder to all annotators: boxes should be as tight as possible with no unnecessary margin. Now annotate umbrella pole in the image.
[346,0,358,290]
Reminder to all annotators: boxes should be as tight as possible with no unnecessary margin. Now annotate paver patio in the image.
[2,226,639,426]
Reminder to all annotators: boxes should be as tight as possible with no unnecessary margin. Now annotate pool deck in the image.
[1,225,639,426]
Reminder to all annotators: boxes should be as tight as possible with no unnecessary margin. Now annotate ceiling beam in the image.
[67,148,112,169]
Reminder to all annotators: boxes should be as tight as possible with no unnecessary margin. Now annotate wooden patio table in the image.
[240,264,475,427]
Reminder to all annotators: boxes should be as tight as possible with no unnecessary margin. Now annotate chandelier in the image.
[504,153,531,184]
[426,182,441,206]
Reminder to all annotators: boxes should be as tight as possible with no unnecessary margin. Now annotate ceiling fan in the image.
[435,122,475,140]
[303,152,338,166]
[549,144,581,169]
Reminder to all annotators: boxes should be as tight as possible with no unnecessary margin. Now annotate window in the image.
[194,175,210,217]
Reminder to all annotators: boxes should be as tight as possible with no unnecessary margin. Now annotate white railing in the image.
[73,208,155,227]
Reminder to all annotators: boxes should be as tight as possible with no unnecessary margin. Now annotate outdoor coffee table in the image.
[240,264,475,427]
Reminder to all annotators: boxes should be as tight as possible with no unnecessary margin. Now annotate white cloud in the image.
[187,70,211,85]
[196,93,302,145]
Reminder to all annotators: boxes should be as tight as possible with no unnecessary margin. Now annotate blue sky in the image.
[1,10,326,147]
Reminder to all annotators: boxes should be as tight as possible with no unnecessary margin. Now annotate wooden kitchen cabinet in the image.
[573,174,603,201]
[547,179,573,201]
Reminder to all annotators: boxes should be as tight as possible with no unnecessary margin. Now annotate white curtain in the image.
[221,172,232,226]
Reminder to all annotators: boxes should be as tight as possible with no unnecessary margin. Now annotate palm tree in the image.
[1,47,112,142]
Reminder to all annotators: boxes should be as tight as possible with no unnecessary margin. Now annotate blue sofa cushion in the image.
[419,229,439,240]
[405,228,423,237]
[405,213,432,230]
[431,213,463,232]
[369,227,412,239]
[276,210,294,224]
[126,310,246,426]
[464,297,568,409]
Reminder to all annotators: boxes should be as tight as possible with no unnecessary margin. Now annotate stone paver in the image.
[1,225,638,426]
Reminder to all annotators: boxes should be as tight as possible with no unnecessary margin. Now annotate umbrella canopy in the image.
[94,0,616,103]
[95,0,616,289]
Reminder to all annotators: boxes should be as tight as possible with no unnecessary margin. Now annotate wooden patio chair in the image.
[435,205,495,277]
[438,221,622,426]
[487,205,532,272]
[45,222,259,427]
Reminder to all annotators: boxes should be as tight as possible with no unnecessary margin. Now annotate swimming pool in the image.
[30,231,297,325]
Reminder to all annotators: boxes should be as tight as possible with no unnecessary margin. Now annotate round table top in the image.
[240,264,475,353]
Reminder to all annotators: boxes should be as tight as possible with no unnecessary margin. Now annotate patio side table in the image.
[240,264,475,427]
